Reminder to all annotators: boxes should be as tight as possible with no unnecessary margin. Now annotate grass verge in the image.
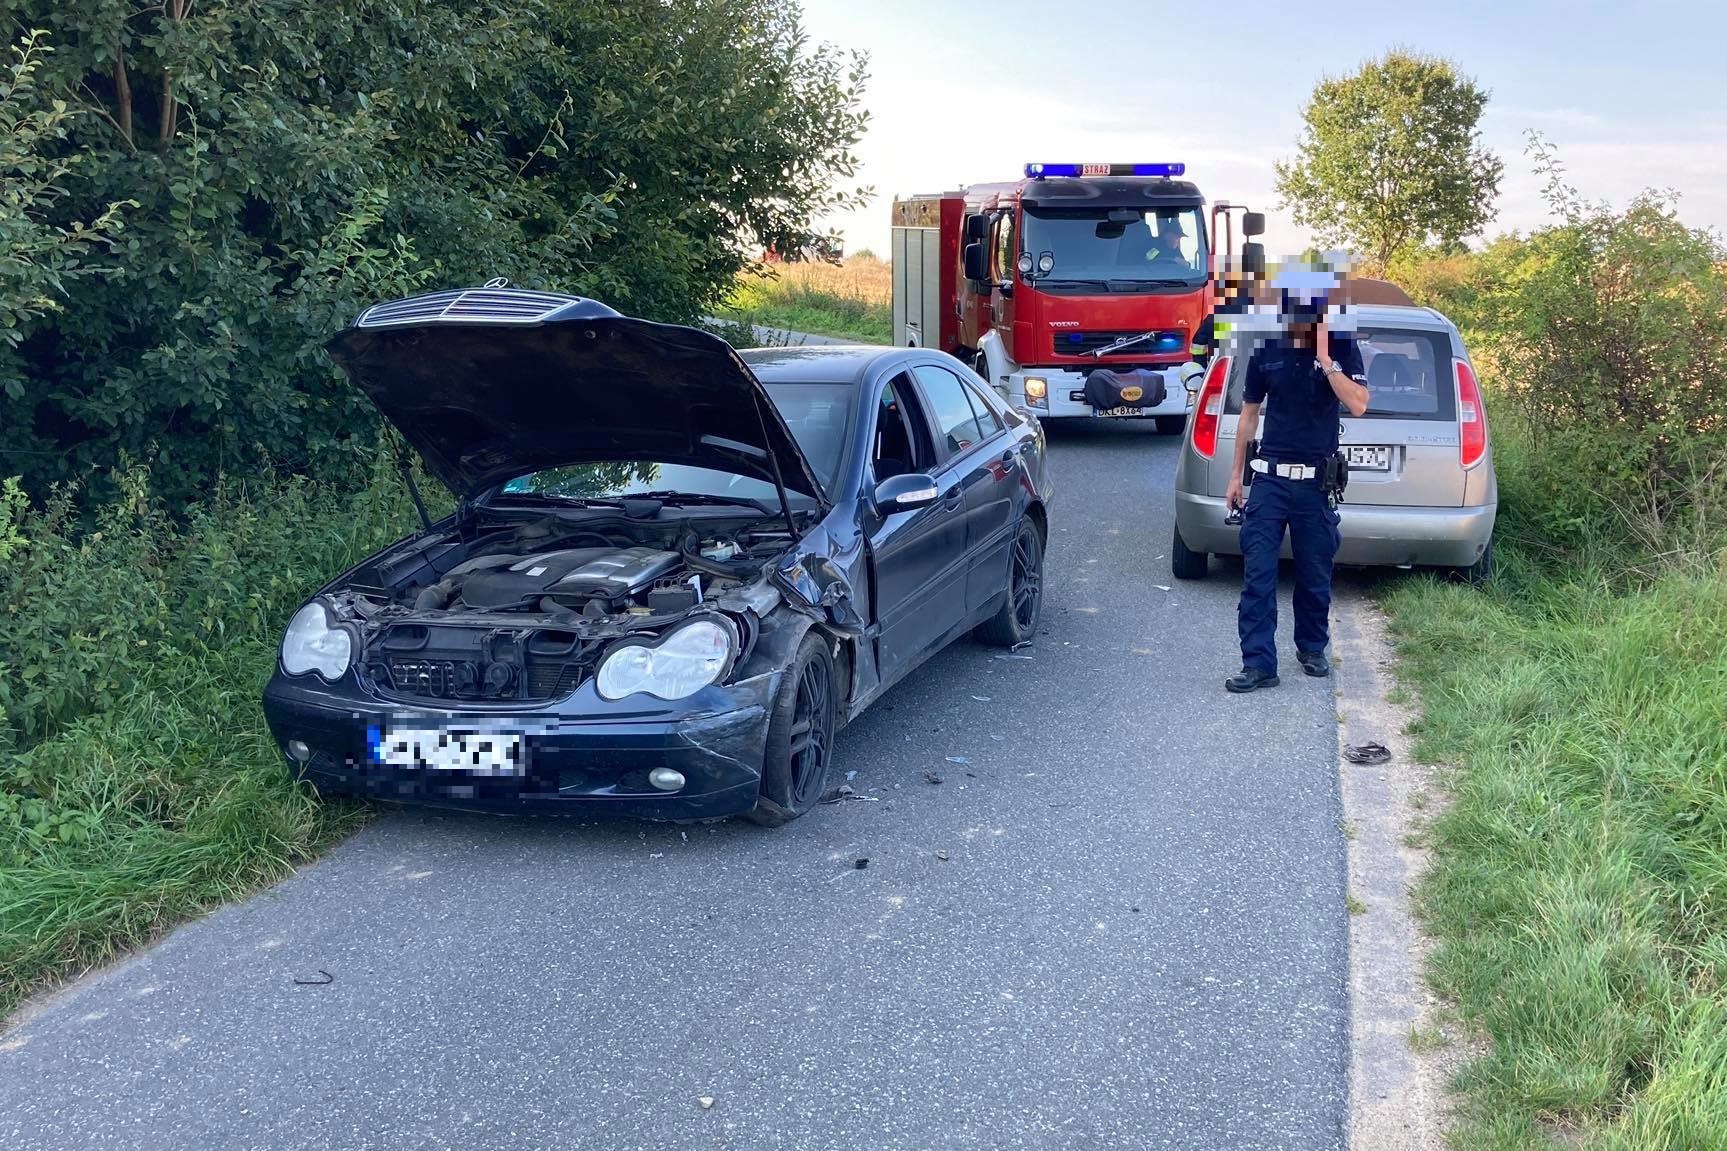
[0,458,429,1020]
[1381,552,1727,1148]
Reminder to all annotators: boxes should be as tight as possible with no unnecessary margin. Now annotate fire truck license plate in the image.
[1346,446,1391,471]
[370,726,526,775]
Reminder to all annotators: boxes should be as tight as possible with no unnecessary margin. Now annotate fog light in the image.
[1023,377,1047,401]
[648,767,686,792]
[287,739,312,764]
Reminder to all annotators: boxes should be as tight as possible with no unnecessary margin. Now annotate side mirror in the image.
[965,214,990,243]
[1242,212,1266,237]
[1241,241,1266,279]
[964,242,988,283]
[873,472,940,514]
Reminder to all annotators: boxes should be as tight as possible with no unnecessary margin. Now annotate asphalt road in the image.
[1,421,1348,1151]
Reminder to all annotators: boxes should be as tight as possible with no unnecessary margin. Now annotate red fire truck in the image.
[891,163,1260,432]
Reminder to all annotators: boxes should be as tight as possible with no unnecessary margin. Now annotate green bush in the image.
[0,4,868,511]
[1398,137,1727,563]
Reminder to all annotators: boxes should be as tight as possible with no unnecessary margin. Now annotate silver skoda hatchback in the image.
[1170,299,1497,582]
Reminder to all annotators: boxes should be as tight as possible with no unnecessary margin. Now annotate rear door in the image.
[1340,325,1466,507]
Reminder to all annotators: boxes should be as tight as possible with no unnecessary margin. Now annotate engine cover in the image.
[459,546,679,609]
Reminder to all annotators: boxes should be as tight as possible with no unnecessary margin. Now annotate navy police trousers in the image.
[1238,474,1341,674]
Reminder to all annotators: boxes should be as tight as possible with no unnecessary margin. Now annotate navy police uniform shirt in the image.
[1242,333,1367,463]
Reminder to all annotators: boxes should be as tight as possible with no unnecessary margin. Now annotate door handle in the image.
[941,487,963,506]
[1000,449,1015,465]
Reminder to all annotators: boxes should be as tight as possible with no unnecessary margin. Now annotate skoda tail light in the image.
[1191,355,1231,458]
[1455,359,1487,469]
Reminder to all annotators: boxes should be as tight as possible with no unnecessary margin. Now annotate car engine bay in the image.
[321,510,796,704]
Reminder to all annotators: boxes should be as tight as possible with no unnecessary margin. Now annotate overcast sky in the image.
[796,0,1727,259]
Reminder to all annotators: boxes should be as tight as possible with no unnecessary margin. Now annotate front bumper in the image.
[1007,368,1191,420]
[261,669,779,820]
[1175,490,1497,568]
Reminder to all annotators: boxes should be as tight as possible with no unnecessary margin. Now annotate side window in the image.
[912,365,988,459]
[871,375,935,483]
[992,211,1015,282]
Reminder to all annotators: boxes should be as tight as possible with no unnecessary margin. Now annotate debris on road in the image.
[698,1096,715,1110]
[923,771,944,785]
[821,785,879,804]
[292,970,334,986]
[1344,742,1392,765]
[971,695,992,702]
[853,858,870,870]
[945,756,971,765]
[1154,584,1172,592]
[934,851,950,861]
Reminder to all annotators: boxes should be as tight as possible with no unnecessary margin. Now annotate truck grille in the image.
[1051,329,1187,357]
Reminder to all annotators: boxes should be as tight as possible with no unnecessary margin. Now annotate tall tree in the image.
[0,1,868,507]
[1276,51,1503,272]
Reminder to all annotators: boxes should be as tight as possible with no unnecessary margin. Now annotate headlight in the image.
[280,601,353,681]
[596,619,735,702]
[1023,376,1048,403]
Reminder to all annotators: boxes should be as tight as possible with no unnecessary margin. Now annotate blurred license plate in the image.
[371,726,525,775]
[1097,405,1145,418]
[1347,446,1391,470]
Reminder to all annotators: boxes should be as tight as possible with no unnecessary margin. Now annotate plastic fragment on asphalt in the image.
[845,770,858,781]
[935,851,950,861]
[650,853,663,859]
[946,756,971,764]
[854,858,869,870]
[1154,585,1172,591]
[698,1097,715,1110]
[924,772,944,785]
[971,695,991,702]
[292,970,334,986]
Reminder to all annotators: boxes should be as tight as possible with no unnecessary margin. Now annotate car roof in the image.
[741,344,918,385]
[1349,303,1456,330]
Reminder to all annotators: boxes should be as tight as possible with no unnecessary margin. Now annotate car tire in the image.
[1171,523,1208,580]
[1155,415,1185,435]
[974,519,1045,647]
[745,632,837,827]
[1455,539,1494,589]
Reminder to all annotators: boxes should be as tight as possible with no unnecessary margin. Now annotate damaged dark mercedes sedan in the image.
[262,287,1053,825]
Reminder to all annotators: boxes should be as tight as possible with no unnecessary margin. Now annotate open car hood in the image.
[325,289,827,502]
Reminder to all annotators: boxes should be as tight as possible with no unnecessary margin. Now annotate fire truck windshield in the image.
[1022,205,1208,291]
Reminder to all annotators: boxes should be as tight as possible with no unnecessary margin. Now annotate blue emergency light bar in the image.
[1024,162,1186,179]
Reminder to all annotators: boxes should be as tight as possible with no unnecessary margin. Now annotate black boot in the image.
[1225,666,1280,693]
[1297,650,1331,678]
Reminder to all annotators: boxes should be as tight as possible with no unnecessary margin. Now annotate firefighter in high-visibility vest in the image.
[1189,261,1256,367]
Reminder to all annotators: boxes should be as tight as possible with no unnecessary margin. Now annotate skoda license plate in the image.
[370,725,525,775]
[1097,405,1143,418]
[1346,446,1391,471]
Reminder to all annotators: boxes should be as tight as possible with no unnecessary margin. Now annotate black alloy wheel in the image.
[746,633,838,826]
[975,519,1045,647]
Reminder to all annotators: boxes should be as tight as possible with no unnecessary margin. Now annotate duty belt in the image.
[1250,458,1322,481]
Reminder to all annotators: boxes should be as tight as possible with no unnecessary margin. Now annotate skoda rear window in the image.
[1224,328,1458,421]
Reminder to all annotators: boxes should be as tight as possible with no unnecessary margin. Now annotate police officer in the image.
[1223,294,1370,693]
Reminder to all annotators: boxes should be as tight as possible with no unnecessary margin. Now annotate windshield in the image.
[491,382,854,505]
[1023,205,1208,288]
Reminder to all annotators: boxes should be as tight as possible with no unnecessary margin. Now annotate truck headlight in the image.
[596,619,735,702]
[1023,377,1048,405]
[280,601,353,681]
